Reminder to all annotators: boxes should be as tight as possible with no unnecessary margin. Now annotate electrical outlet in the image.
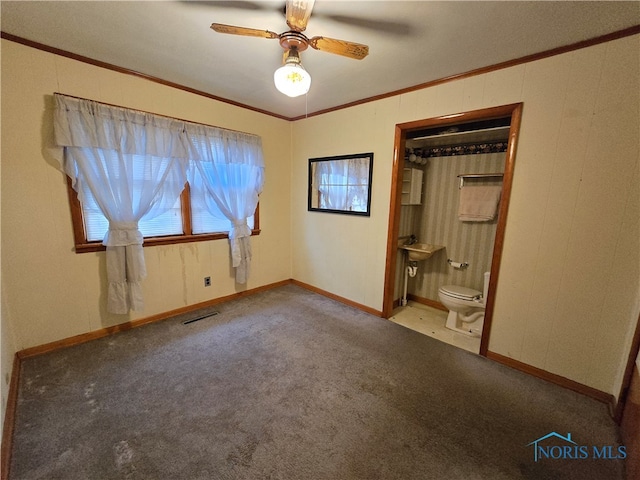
[204,276,211,287]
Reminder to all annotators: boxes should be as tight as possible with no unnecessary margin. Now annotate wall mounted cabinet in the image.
[401,168,423,205]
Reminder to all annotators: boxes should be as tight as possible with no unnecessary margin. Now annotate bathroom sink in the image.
[399,243,445,261]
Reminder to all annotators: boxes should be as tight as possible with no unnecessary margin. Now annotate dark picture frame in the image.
[308,152,374,216]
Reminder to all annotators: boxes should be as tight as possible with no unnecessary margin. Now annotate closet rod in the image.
[457,173,503,189]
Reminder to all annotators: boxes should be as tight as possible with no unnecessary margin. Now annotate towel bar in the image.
[457,173,503,189]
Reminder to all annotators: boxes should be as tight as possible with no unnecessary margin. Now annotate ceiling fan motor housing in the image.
[279,31,309,52]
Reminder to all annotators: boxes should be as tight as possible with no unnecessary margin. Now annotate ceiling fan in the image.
[210,0,369,97]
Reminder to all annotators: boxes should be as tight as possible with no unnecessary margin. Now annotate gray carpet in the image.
[9,284,625,479]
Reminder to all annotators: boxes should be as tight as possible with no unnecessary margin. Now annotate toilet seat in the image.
[439,285,482,301]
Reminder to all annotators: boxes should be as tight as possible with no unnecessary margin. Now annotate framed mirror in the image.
[308,152,374,216]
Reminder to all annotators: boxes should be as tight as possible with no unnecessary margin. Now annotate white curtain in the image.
[317,157,370,212]
[54,94,189,314]
[186,125,264,284]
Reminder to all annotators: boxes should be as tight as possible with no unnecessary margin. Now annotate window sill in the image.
[74,229,261,253]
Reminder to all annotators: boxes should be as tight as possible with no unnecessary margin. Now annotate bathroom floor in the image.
[390,302,481,354]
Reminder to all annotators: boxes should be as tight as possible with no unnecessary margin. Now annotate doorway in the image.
[382,104,523,356]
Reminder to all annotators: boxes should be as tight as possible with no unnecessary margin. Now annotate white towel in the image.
[458,185,502,222]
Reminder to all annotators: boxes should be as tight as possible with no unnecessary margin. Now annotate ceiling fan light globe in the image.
[274,64,311,97]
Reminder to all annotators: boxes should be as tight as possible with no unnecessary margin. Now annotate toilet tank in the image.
[483,272,490,305]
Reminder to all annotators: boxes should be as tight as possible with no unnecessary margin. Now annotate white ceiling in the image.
[2,1,639,119]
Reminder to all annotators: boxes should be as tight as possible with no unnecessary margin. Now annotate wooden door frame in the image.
[382,103,523,356]
[615,312,640,422]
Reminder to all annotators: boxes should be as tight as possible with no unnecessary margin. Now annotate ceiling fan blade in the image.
[309,36,369,60]
[210,23,279,39]
[286,0,315,32]
[321,14,412,36]
[180,1,268,11]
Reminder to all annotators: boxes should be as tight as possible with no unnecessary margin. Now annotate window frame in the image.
[66,178,260,253]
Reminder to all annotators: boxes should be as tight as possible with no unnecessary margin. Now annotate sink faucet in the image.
[406,234,417,245]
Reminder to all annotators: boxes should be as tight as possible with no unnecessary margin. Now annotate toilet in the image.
[438,272,490,337]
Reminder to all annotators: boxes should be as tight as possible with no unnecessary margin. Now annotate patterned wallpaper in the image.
[395,152,506,303]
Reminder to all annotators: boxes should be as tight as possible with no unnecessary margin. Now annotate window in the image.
[68,178,259,253]
[188,165,255,235]
[57,93,262,254]
[56,93,264,311]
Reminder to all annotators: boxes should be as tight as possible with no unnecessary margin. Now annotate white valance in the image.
[54,94,190,157]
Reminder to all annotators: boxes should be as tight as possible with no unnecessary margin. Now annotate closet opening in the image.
[382,103,523,356]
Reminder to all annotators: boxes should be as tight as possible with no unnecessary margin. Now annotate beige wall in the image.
[1,34,639,401]
[1,40,292,352]
[291,99,398,310]
[1,152,17,441]
[291,34,640,396]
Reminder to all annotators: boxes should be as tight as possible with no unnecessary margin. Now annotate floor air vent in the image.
[183,311,219,325]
